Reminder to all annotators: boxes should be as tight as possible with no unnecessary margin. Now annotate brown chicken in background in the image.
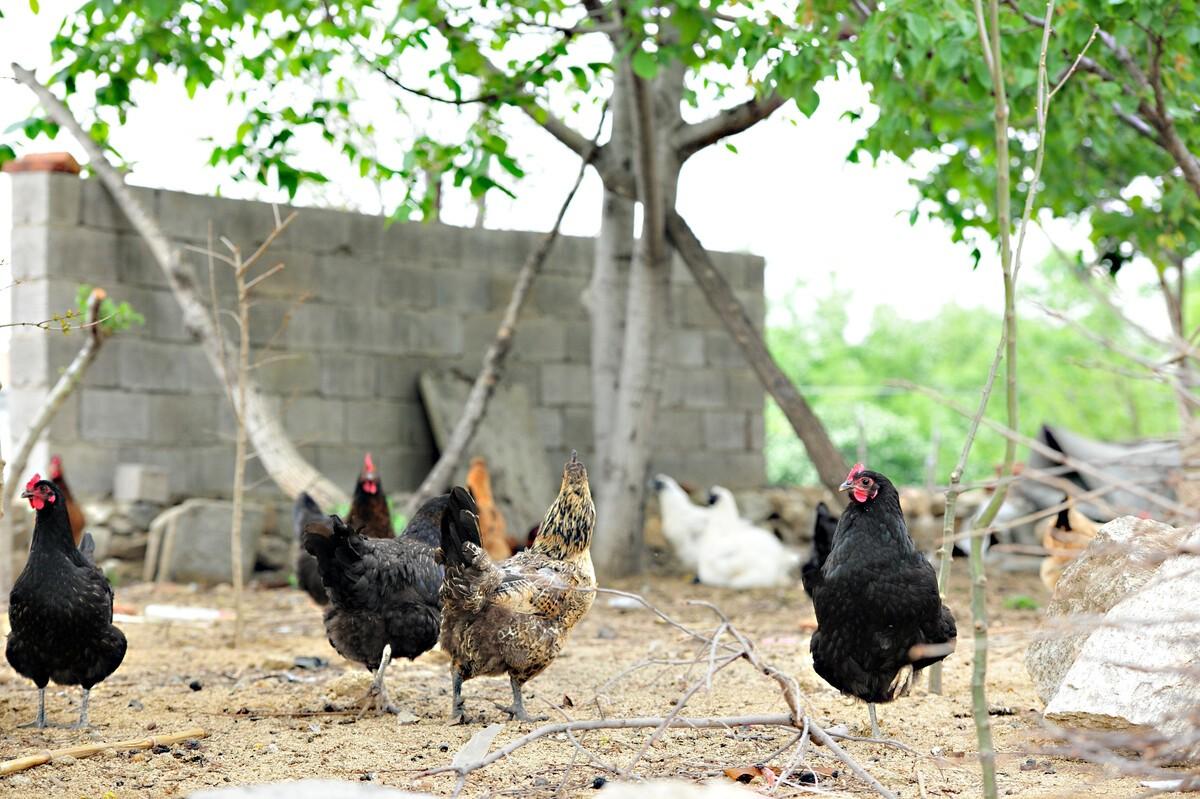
[438,451,596,723]
[466,456,512,561]
[49,454,86,547]
[1039,503,1099,593]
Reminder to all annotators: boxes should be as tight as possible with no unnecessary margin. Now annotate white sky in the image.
[0,1,1165,346]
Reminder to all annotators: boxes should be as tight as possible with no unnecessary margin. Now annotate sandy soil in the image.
[0,570,1176,798]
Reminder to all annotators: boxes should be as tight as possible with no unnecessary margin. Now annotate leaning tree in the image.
[10,0,863,576]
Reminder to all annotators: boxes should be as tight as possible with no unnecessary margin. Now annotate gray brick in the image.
[748,411,764,452]
[284,397,347,445]
[407,312,463,356]
[434,270,492,312]
[663,368,726,409]
[565,322,590,363]
[8,387,78,440]
[79,342,123,389]
[81,389,150,441]
[317,253,379,305]
[671,330,706,367]
[726,369,766,410]
[377,266,438,310]
[10,172,80,227]
[541,363,591,406]
[704,411,749,452]
[561,407,593,452]
[116,232,167,288]
[344,399,404,446]
[33,444,118,497]
[9,225,48,280]
[246,250,319,301]
[705,332,747,367]
[319,354,377,398]
[680,290,718,328]
[6,334,50,388]
[512,318,569,362]
[652,409,703,451]
[40,225,122,286]
[380,220,461,264]
[376,355,438,399]
[283,303,339,351]
[148,394,218,444]
[118,339,214,393]
[531,275,586,315]
[10,276,79,326]
[344,213,388,259]
[315,445,371,490]
[131,287,191,343]
[79,179,158,232]
[534,407,564,449]
[254,349,319,395]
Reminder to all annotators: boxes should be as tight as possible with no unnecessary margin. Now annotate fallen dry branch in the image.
[424,591,902,799]
[0,726,208,776]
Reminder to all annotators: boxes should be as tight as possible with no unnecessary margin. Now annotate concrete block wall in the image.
[5,172,766,500]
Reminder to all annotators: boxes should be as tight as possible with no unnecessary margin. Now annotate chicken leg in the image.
[71,688,90,729]
[867,703,880,738]
[19,687,47,729]
[357,644,400,717]
[500,674,546,723]
[450,667,467,725]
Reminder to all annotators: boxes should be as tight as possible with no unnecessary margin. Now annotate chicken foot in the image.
[356,644,402,717]
[499,675,546,723]
[867,703,880,738]
[71,688,91,729]
[18,687,47,729]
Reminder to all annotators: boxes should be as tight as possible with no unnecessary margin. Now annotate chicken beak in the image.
[838,479,852,492]
[19,488,33,499]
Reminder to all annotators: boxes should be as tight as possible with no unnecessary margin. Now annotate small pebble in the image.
[360,772,377,782]
[10,776,31,786]
[151,745,170,755]
[533,777,549,787]
[146,722,157,731]
[438,742,450,752]
[128,699,144,711]
[308,723,321,734]
[188,680,203,691]
[264,744,279,754]
[595,625,618,640]
[55,755,77,765]
[592,777,607,789]
[1020,758,1037,772]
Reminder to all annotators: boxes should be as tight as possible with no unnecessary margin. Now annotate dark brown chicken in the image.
[295,452,394,605]
[49,454,86,548]
[6,474,126,728]
[438,452,596,723]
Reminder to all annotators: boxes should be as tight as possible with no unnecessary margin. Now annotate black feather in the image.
[809,470,956,704]
[801,502,838,599]
[6,480,126,695]
[294,492,330,605]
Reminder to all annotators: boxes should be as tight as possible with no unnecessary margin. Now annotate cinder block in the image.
[434,270,492,312]
[344,213,387,259]
[284,396,346,444]
[116,232,167,288]
[7,387,78,441]
[531,275,586,315]
[9,225,48,280]
[561,407,593,452]
[705,332,747,367]
[317,253,378,305]
[651,408,704,450]
[80,389,150,442]
[281,302,339,352]
[117,339,209,393]
[381,219,457,264]
[565,322,590,363]
[42,224,121,285]
[319,354,377,398]
[79,178,157,232]
[680,289,718,328]
[704,411,749,452]
[726,369,766,410]
[671,330,706,367]
[9,276,79,329]
[534,407,565,448]
[30,444,118,498]
[540,363,591,406]
[748,411,764,451]
[663,368,727,409]
[254,349,319,394]
[9,172,80,227]
[512,318,569,362]
[246,249,319,301]
[343,399,404,446]
[6,334,50,388]
[148,498,261,584]
[148,394,218,445]
[377,266,438,309]
[407,312,463,356]
[376,355,437,399]
[114,463,170,504]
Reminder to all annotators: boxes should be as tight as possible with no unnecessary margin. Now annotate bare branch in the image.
[674,92,786,161]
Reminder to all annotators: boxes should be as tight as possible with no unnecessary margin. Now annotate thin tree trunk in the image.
[589,69,635,469]
[664,211,849,496]
[591,59,681,579]
[230,274,249,647]
[13,63,349,510]
[402,123,603,519]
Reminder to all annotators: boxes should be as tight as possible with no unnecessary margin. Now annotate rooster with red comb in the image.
[6,474,126,727]
[806,463,957,737]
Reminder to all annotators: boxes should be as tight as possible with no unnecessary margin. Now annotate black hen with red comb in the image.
[807,464,957,737]
[6,475,126,728]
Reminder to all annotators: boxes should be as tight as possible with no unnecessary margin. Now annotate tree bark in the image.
[588,68,635,469]
[13,62,349,510]
[591,59,682,578]
[664,211,850,496]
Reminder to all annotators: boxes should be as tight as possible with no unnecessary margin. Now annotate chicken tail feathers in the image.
[78,532,97,565]
[294,492,326,542]
[439,486,482,573]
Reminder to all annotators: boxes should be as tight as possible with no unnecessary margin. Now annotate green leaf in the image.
[724,142,738,154]
[631,49,658,80]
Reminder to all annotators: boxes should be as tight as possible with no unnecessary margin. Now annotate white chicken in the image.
[651,474,717,572]
[696,487,802,589]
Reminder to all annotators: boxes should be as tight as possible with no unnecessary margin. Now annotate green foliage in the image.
[843,0,1200,279]
[18,0,846,218]
[765,259,1178,486]
[75,284,145,336]
[1003,595,1040,611]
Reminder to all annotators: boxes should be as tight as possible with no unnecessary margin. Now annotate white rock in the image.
[601,780,758,799]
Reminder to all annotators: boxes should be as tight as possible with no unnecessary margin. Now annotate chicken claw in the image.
[499,675,547,723]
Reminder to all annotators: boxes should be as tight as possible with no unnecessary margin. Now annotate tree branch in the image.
[674,92,786,161]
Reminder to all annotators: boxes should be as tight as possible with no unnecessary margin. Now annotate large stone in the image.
[146,499,263,585]
[114,463,170,504]
[1025,516,1185,704]
[418,370,555,534]
[1042,526,1200,760]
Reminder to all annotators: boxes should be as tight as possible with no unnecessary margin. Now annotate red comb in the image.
[26,473,41,491]
[363,452,375,473]
[846,463,866,482]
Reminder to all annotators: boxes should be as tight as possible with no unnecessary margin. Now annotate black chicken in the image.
[294,452,394,605]
[302,494,445,715]
[801,501,838,599]
[808,464,956,737]
[6,475,127,728]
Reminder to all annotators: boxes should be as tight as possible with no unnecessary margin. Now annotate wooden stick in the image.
[0,727,208,776]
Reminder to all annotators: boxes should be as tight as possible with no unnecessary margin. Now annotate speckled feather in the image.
[808,470,956,704]
[6,480,126,692]
[438,458,596,685]
[302,495,445,669]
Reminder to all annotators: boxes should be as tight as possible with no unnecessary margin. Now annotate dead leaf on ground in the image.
[723,765,777,787]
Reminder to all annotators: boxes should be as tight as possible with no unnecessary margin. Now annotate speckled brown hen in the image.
[438,452,596,723]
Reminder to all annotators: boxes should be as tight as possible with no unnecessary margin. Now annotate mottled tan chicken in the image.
[466,456,513,561]
[438,452,596,723]
[1039,504,1099,593]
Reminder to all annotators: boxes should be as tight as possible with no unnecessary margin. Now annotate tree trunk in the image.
[13,64,349,510]
[588,68,635,468]
[664,211,850,496]
[591,61,682,579]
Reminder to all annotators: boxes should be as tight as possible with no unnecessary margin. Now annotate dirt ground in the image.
[0,569,1177,798]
